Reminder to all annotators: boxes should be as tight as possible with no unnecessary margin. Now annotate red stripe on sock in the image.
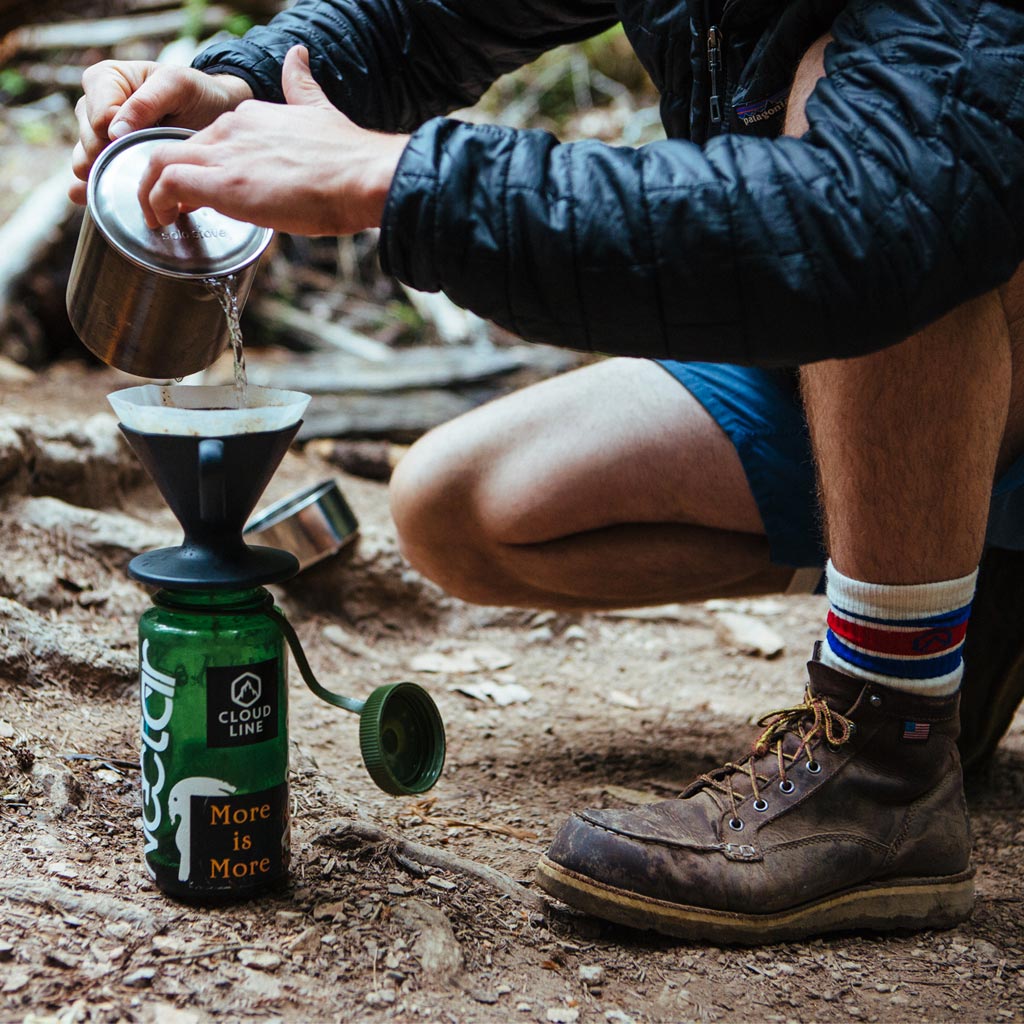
[826,611,968,658]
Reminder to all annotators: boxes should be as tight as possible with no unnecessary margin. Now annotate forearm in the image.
[381,0,1024,365]
[193,0,618,132]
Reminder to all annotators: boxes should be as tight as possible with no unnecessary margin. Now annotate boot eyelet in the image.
[806,760,822,774]
[848,722,857,737]
[869,693,882,708]
[779,780,795,794]
[728,817,744,831]
[752,799,769,812]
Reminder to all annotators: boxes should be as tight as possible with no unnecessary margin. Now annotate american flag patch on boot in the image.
[903,720,931,741]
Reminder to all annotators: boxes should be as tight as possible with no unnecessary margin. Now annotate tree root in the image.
[1,877,165,929]
[317,817,547,914]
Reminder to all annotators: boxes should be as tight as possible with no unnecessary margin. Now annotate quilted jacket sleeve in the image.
[192,0,618,131]
[380,0,1024,365]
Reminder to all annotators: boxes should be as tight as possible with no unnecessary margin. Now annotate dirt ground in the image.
[0,361,1022,1024]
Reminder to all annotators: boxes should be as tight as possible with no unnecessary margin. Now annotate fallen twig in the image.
[317,817,547,913]
[0,169,76,328]
[398,284,489,346]
[61,753,140,772]
[140,943,247,966]
[250,296,394,363]
[405,797,538,841]
[9,6,232,52]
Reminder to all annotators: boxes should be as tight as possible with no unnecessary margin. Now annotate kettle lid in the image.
[88,126,273,278]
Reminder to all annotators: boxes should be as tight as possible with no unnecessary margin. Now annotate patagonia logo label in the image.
[734,88,788,127]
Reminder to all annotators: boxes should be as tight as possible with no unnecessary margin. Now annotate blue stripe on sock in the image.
[826,632,964,680]
[829,602,971,631]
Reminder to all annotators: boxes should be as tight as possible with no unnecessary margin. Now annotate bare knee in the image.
[388,424,515,604]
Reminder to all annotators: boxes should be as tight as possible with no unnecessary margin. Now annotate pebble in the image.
[153,1006,200,1024]
[605,1012,637,1024]
[46,861,79,880]
[237,950,283,971]
[275,910,304,925]
[563,625,587,643]
[312,900,348,921]
[0,720,13,738]
[712,610,785,659]
[322,623,373,659]
[1,970,28,994]
[45,950,81,970]
[151,935,185,956]
[528,626,555,645]
[973,939,1001,960]
[123,967,156,987]
[546,1009,580,1024]
[287,926,320,953]
[0,941,12,961]
[516,1003,532,1013]
[365,988,397,1007]
[426,876,456,892]
[579,964,605,986]
[0,356,35,383]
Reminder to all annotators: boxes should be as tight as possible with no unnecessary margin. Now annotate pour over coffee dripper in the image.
[110,384,445,902]
[112,383,309,588]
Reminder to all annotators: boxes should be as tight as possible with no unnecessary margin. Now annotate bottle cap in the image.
[359,683,446,795]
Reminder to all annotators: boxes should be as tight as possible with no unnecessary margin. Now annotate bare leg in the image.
[790,38,1018,585]
[801,293,1012,583]
[390,358,794,609]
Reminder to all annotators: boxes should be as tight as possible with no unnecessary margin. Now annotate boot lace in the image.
[695,690,855,823]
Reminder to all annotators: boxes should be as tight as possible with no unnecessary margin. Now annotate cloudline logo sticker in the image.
[207,658,279,748]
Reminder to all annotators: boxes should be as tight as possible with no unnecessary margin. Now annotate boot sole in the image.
[536,855,974,946]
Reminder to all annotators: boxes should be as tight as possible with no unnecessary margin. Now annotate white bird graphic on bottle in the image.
[168,776,236,882]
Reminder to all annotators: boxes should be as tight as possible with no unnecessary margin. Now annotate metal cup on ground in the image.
[245,480,359,571]
[67,127,273,379]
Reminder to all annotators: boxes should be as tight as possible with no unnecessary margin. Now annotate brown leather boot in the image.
[958,546,1024,774]
[537,661,974,945]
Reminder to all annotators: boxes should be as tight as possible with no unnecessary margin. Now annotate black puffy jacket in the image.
[194,0,1024,366]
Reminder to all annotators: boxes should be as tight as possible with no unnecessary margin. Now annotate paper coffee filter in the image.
[108,384,310,436]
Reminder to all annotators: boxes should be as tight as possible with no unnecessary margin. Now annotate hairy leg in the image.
[390,358,794,609]
[801,292,1012,583]
[790,36,1019,584]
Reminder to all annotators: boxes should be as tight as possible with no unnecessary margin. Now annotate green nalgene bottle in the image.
[139,586,288,902]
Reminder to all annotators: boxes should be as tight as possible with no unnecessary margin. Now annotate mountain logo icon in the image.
[231,672,262,708]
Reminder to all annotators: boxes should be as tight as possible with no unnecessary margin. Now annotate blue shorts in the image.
[658,360,1024,570]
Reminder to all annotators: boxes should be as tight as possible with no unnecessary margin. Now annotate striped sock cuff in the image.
[822,561,978,695]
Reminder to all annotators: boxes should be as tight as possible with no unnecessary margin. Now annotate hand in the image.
[70,61,253,204]
[137,46,409,237]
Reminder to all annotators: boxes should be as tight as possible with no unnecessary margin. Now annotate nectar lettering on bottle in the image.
[190,782,288,886]
[140,640,177,866]
[206,658,279,748]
